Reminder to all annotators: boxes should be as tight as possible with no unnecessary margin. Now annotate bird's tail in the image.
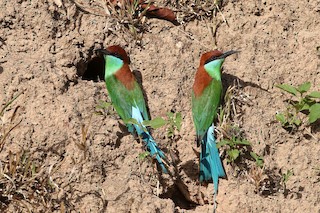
[199,125,225,207]
[131,106,168,173]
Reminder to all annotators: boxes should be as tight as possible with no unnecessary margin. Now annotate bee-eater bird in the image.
[192,49,238,208]
[100,45,167,173]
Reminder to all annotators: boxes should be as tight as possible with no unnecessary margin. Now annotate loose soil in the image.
[1,0,320,212]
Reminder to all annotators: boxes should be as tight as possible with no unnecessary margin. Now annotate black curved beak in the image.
[95,49,130,63]
[218,50,240,59]
[95,49,110,56]
[205,50,240,65]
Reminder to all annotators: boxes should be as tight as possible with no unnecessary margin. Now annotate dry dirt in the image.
[1,0,320,212]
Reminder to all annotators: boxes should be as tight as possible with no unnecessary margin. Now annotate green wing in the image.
[105,75,149,121]
[192,79,222,141]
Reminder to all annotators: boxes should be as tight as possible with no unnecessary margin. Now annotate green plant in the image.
[94,100,114,116]
[216,136,250,163]
[275,82,320,129]
[125,112,182,138]
[1,93,22,152]
[138,151,150,160]
[0,149,60,211]
[281,169,293,192]
[164,112,182,138]
[216,85,264,168]
[0,93,21,117]
[0,95,62,211]
[216,137,261,168]
[250,151,264,168]
[216,136,264,167]
[125,113,181,170]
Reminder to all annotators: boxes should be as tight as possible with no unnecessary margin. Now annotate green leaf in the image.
[235,139,251,146]
[174,112,182,131]
[139,151,150,160]
[300,102,311,111]
[96,100,112,109]
[227,149,240,161]
[275,84,298,96]
[166,112,174,119]
[0,92,22,117]
[308,103,320,123]
[293,117,301,126]
[216,139,230,148]
[124,118,139,125]
[167,127,174,138]
[282,170,293,183]
[142,117,167,129]
[275,113,286,124]
[297,82,311,94]
[94,111,104,116]
[307,91,320,99]
[250,152,264,168]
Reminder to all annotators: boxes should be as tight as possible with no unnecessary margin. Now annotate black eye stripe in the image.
[96,49,124,61]
[111,52,123,60]
[205,50,239,65]
[205,56,219,64]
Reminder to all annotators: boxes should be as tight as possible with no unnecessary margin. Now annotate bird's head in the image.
[200,49,239,67]
[97,45,132,78]
[98,45,131,64]
[199,49,239,79]
[192,49,239,96]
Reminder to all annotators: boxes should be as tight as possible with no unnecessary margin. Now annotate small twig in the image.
[173,28,210,50]
[215,4,228,26]
[305,127,318,141]
[0,92,22,117]
[156,180,160,197]
[71,0,106,16]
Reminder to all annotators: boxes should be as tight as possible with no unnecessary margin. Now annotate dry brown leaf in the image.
[110,0,177,24]
[141,4,177,23]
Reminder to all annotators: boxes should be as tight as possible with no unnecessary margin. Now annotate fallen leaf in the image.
[109,0,177,24]
[141,4,177,23]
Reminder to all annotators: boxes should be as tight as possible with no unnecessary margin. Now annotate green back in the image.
[104,55,149,121]
[192,59,224,140]
[192,80,222,139]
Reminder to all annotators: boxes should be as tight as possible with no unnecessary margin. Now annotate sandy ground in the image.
[1,0,320,212]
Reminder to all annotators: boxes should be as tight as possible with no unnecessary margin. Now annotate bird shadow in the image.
[0,66,3,74]
[115,122,131,148]
[221,72,269,94]
[160,182,198,210]
[115,121,148,149]
[311,118,320,134]
[160,148,199,210]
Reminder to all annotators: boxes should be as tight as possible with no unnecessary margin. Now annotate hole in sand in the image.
[81,56,105,81]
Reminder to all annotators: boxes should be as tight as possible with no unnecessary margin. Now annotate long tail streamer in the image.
[199,125,225,212]
[131,106,167,173]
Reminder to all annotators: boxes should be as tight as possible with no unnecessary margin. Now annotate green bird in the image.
[100,45,167,173]
[192,49,238,208]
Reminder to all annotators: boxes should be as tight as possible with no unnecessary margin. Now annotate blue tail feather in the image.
[199,125,225,193]
[131,106,167,173]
